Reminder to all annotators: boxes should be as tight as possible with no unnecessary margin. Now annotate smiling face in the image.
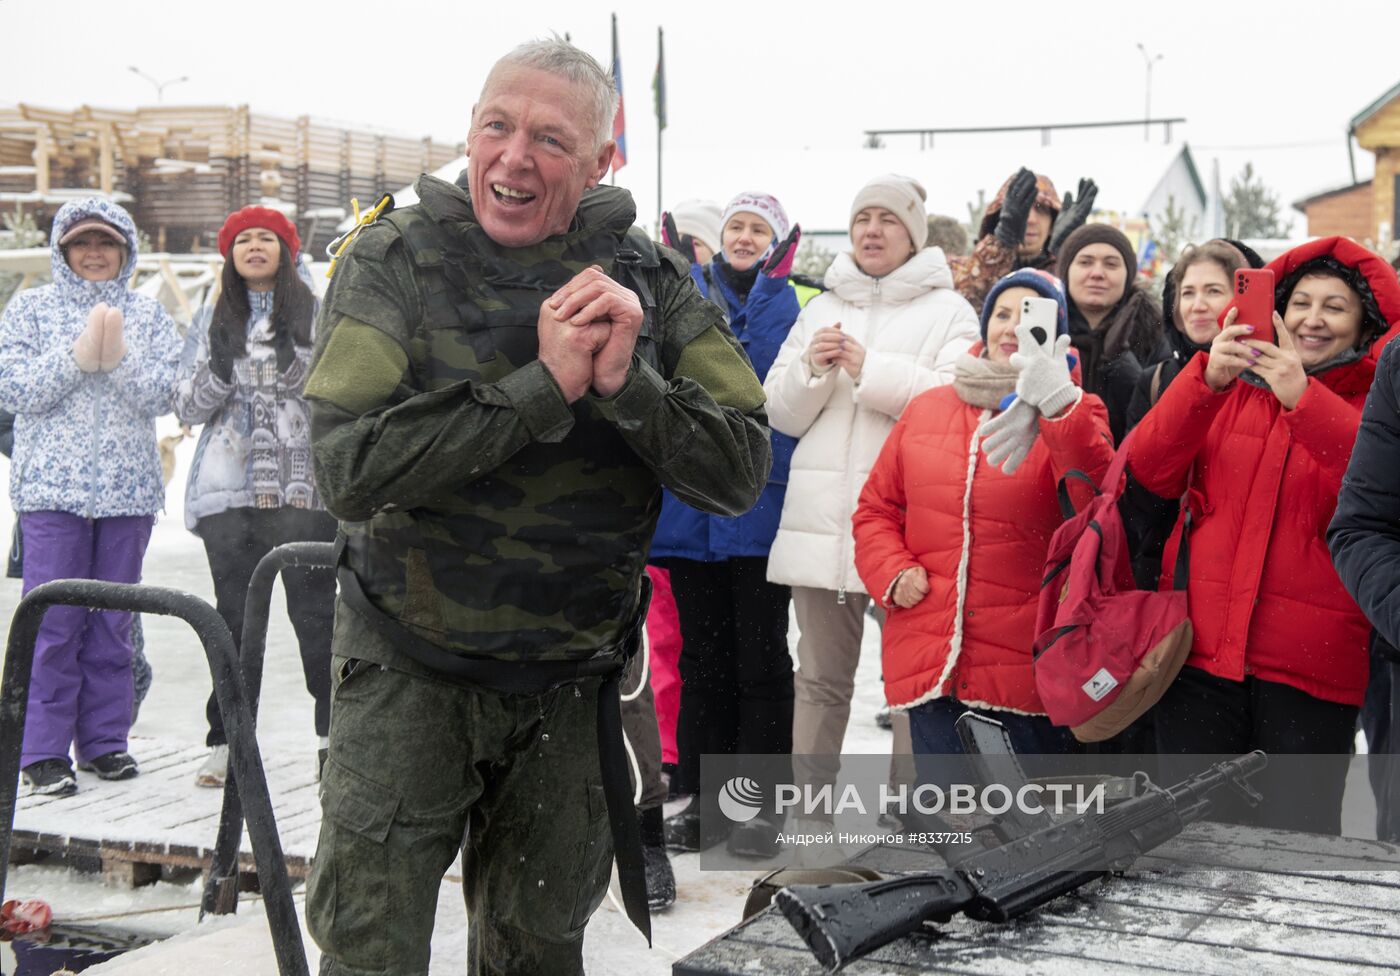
[985,286,1037,365]
[232,227,282,291]
[1283,273,1364,368]
[721,213,774,272]
[467,63,615,249]
[1177,260,1233,346]
[1067,243,1128,316]
[1018,205,1054,259]
[850,206,913,278]
[63,230,125,282]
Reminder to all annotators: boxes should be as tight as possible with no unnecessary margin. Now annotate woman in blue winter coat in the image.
[174,206,336,788]
[654,192,803,858]
[0,197,180,797]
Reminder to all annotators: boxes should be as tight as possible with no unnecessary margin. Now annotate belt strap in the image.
[331,534,654,942]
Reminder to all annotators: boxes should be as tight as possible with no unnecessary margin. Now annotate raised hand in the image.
[1203,308,1257,393]
[763,224,802,280]
[992,167,1038,249]
[98,304,126,371]
[979,398,1039,474]
[661,212,697,264]
[1244,313,1307,409]
[1049,177,1099,254]
[1009,323,1077,416]
[73,303,106,372]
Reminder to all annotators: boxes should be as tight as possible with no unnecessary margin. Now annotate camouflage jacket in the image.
[305,174,771,667]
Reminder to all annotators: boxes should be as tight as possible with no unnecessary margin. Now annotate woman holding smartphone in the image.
[852,270,1112,761]
[1127,236,1400,833]
[1121,240,1263,590]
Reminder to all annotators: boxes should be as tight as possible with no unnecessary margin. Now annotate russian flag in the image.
[610,14,626,171]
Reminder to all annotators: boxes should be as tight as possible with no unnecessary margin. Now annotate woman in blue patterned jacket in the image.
[0,197,179,797]
[174,206,336,788]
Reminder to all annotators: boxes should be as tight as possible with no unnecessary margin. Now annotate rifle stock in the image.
[776,751,1267,971]
[775,871,973,970]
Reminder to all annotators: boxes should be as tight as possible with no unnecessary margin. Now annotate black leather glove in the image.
[207,323,239,383]
[992,167,1038,249]
[1050,178,1099,255]
[660,212,697,264]
[273,327,298,374]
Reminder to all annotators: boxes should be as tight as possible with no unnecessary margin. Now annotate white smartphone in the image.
[1020,296,1060,348]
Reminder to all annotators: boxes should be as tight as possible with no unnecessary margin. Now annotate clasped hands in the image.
[537,266,644,403]
[72,302,127,373]
[806,323,866,379]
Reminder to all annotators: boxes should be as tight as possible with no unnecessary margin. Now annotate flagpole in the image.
[654,26,665,228]
[610,13,619,186]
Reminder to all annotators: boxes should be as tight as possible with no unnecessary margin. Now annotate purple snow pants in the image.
[20,511,153,768]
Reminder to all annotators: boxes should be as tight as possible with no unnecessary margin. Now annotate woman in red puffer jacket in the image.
[854,269,1113,764]
[1127,236,1400,834]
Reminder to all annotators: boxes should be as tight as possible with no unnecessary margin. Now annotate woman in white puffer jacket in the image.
[764,174,978,805]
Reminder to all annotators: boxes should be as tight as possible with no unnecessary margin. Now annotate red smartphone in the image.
[1219,268,1276,344]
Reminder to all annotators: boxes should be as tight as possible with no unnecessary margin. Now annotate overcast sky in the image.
[4,0,1397,226]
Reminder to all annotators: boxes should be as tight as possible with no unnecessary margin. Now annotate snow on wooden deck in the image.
[14,733,323,876]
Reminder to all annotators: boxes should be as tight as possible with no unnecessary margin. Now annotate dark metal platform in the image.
[674,822,1400,975]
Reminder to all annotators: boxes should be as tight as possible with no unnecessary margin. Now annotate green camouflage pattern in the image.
[305,174,770,665]
[307,655,612,975]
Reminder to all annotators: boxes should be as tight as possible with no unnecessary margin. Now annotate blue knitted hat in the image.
[979,268,1068,340]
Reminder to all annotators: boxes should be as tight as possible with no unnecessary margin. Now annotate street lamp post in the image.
[128,66,190,103]
[1136,43,1163,141]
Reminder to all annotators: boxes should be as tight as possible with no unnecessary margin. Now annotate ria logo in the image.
[717,776,764,823]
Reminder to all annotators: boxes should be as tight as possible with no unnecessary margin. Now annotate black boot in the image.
[639,806,676,911]
[726,814,782,859]
[663,796,701,852]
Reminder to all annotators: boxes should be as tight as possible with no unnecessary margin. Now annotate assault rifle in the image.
[775,744,1267,971]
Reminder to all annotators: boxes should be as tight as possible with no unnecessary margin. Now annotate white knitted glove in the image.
[72,303,107,373]
[98,304,126,371]
[979,398,1039,474]
[1010,322,1079,417]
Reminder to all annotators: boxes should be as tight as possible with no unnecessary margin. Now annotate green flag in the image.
[652,27,667,132]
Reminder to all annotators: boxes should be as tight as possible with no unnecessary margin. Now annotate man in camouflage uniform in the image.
[302,39,771,976]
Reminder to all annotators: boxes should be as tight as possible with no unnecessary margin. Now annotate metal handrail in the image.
[0,579,309,976]
[203,542,337,919]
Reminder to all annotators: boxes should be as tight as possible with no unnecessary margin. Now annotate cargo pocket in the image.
[569,781,614,931]
[306,759,400,970]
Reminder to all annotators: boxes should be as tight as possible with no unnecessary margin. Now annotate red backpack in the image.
[1032,436,1193,742]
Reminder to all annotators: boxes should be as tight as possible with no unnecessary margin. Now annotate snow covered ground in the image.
[0,423,896,974]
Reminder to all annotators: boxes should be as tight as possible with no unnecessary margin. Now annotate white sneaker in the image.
[195,744,229,788]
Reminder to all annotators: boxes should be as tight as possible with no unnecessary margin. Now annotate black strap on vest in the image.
[331,534,654,943]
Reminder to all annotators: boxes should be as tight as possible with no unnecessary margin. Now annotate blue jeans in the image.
[907,697,1078,787]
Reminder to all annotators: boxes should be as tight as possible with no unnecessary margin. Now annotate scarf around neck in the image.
[953,353,1020,409]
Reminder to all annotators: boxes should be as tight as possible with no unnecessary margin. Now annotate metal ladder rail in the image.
[0,579,309,976]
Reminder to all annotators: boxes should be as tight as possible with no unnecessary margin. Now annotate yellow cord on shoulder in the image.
[325,193,394,279]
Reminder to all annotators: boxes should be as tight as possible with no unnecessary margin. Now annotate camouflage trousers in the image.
[307,655,614,976]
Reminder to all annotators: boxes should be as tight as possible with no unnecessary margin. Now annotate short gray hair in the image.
[493,37,618,151]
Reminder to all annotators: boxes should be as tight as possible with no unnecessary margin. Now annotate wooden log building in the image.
[0,103,462,257]
[1294,79,1400,257]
